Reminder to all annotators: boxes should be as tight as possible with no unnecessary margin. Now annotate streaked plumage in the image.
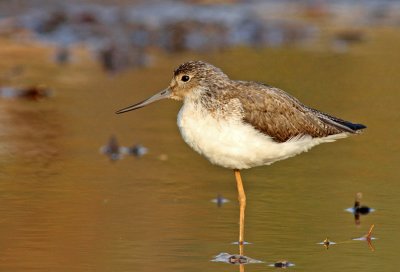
[117,61,365,169]
[174,61,364,138]
[165,61,365,169]
[116,60,366,253]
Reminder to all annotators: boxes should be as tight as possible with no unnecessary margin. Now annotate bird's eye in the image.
[181,75,190,82]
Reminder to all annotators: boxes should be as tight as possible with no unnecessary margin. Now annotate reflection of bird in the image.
[364,224,376,252]
[352,224,376,252]
[211,252,262,265]
[228,255,248,265]
[116,61,366,256]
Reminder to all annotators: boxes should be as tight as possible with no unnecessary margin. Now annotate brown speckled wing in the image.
[233,82,348,142]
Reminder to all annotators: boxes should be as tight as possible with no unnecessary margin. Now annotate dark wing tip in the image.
[334,120,366,132]
[308,107,366,133]
[348,123,367,131]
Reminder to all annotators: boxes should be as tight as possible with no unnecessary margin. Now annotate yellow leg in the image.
[234,169,246,256]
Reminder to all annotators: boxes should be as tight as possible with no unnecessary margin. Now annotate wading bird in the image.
[116,61,366,256]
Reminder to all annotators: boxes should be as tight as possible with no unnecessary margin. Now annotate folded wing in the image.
[234,82,366,143]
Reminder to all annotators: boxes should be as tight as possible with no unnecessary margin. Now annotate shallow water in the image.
[0,29,399,271]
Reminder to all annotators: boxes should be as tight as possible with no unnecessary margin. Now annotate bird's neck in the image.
[182,87,243,121]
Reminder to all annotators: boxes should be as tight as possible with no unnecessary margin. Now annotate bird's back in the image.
[227,81,366,142]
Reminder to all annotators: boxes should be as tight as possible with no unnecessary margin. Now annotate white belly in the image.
[177,102,347,170]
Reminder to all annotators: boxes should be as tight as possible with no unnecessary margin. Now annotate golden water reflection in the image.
[0,29,400,271]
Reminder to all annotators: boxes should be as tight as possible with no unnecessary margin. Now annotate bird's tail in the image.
[333,119,366,132]
[307,107,367,133]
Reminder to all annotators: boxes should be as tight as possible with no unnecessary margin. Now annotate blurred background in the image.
[0,0,399,271]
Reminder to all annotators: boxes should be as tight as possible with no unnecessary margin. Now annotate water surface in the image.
[0,30,399,271]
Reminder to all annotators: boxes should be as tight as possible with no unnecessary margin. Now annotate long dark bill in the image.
[115,88,171,114]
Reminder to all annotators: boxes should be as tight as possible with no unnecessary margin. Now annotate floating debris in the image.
[121,144,148,158]
[211,252,263,265]
[100,136,148,161]
[345,192,375,225]
[211,194,230,207]
[354,192,374,214]
[317,237,336,249]
[0,85,51,100]
[99,135,122,161]
[268,260,295,268]
[318,225,377,251]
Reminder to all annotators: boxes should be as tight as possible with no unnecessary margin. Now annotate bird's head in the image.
[115,61,229,114]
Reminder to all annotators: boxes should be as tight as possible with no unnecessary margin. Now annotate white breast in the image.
[177,100,348,170]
